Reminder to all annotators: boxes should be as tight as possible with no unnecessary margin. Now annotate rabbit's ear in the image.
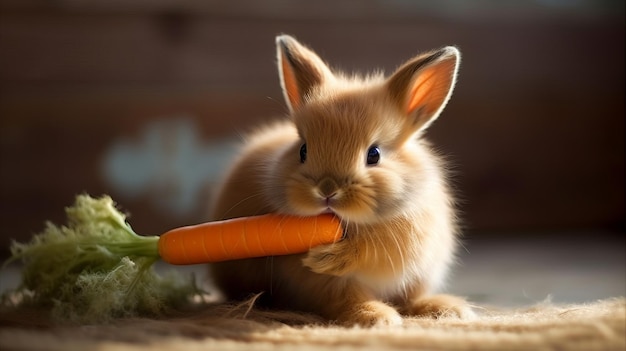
[277,35,333,112]
[386,47,460,133]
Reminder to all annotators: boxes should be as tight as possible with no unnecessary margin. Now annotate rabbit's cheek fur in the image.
[364,166,411,217]
[282,153,417,223]
[284,172,325,215]
[324,176,377,221]
[284,166,406,223]
[285,172,379,221]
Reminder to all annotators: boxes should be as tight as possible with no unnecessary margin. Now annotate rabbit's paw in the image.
[302,242,353,276]
[338,300,403,327]
[407,294,476,319]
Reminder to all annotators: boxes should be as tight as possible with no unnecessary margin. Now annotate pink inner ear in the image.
[281,52,301,109]
[407,68,437,115]
[405,57,456,117]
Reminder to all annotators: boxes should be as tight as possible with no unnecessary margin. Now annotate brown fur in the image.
[209,35,471,326]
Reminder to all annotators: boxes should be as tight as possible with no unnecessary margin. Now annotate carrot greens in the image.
[2,194,200,323]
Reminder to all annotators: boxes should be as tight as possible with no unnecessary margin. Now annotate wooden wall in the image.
[1,1,624,252]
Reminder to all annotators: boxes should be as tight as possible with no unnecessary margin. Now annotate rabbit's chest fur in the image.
[343,212,456,299]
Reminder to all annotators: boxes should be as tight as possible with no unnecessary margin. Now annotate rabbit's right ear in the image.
[277,35,333,112]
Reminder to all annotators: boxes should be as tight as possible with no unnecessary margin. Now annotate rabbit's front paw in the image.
[302,242,353,276]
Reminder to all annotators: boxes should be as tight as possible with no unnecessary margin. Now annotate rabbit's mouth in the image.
[320,207,335,215]
[312,195,375,224]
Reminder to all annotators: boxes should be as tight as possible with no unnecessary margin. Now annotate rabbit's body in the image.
[210,35,472,326]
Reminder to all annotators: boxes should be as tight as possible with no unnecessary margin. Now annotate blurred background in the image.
[0,0,624,305]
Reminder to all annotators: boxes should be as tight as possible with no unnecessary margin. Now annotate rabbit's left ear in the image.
[386,47,460,133]
[276,35,334,112]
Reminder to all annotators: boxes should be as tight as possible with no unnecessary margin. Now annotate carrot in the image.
[4,195,344,322]
[158,213,343,265]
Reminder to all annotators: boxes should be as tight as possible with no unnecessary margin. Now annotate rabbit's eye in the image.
[300,143,307,163]
[366,145,380,166]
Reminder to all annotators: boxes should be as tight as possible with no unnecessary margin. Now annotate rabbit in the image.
[209,34,473,326]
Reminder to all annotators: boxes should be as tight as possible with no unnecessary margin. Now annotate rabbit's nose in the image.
[317,177,339,198]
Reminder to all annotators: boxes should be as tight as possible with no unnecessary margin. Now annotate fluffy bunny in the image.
[209,35,473,326]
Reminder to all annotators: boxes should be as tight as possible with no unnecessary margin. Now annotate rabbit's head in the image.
[265,35,460,225]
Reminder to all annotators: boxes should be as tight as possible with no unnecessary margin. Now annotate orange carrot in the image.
[158,213,343,265]
[5,195,345,322]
